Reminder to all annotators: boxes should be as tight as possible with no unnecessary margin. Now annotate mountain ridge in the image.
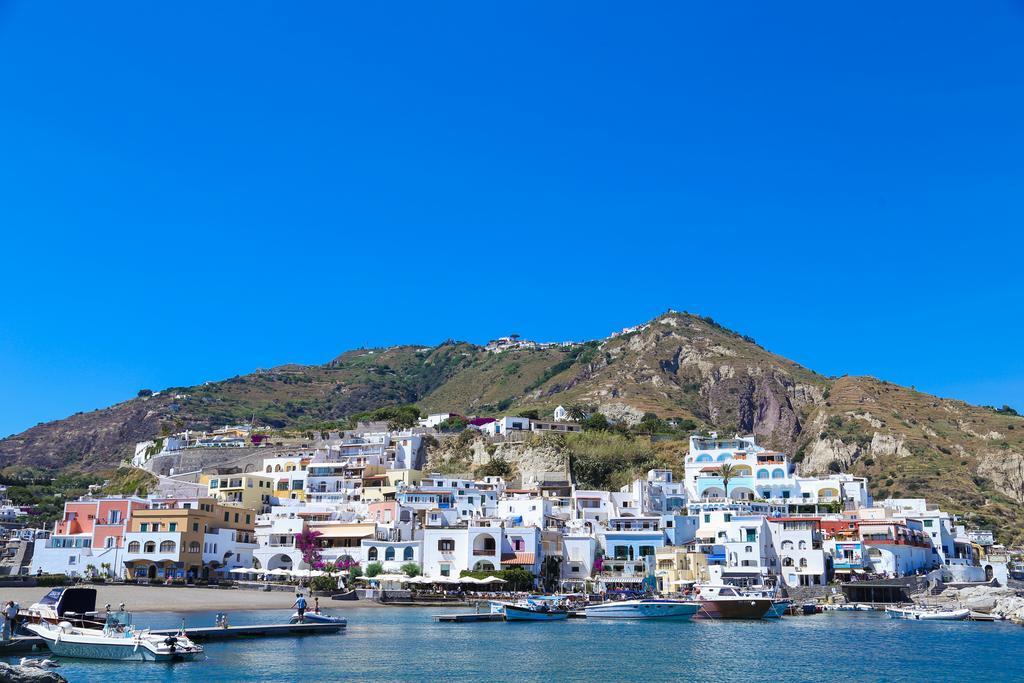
[3,311,1023,541]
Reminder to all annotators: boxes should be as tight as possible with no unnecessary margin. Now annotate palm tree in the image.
[718,463,737,500]
[566,404,589,422]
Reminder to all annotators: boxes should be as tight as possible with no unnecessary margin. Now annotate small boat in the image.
[330,590,359,601]
[501,602,569,621]
[885,606,970,621]
[26,611,203,662]
[584,599,699,620]
[288,611,347,625]
[23,587,106,629]
[691,584,773,620]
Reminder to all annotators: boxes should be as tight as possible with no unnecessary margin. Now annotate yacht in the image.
[691,584,773,619]
[584,599,699,620]
[23,587,106,629]
[26,610,204,662]
[740,586,791,618]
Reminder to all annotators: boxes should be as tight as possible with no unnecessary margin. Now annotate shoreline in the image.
[0,585,387,613]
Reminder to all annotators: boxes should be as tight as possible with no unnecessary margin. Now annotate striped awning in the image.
[501,552,535,565]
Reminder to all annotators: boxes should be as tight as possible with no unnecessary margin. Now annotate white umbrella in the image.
[266,568,291,577]
[459,576,485,584]
[432,576,461,584]
[229,567,256,574]
[478,576,506,584]
[374,573,410,583]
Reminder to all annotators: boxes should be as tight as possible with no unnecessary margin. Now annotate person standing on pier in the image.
[293,593,307,622]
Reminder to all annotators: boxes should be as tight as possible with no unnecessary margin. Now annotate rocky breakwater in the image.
[926,584,1024,623]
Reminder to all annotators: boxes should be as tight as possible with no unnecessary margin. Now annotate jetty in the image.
[433,613,504,623]
[154,621,344,641]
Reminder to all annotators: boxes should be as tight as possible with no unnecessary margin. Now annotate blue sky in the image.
[1,2,1023,437]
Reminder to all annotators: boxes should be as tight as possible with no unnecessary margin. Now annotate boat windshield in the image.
[37,588,64,606]
[104,610,134,631]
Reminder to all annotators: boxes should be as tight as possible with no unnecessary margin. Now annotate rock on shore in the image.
[927,585,1024,623]
[0,662,68,683]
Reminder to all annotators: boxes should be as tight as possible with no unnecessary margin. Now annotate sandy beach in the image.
[0,585,379,613]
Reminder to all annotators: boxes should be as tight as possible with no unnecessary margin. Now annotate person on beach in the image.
[293,593,307,622]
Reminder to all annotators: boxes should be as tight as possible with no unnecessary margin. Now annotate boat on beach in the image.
[691,584,773,620]
[885,605,970,621]
[584,599,699,620]
[26,610,204,662]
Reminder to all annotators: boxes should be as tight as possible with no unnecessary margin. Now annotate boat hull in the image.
[33,632,200,661]
[503,605,568,621]
[763,600,791,619]
[886,607,970,621]
[694,598,773,620]
[584,600,699,620]
[289,612,347,625]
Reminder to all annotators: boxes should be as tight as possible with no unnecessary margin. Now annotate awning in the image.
[314,526,375,539]
[600,576,644,584]
[501,552,535,566]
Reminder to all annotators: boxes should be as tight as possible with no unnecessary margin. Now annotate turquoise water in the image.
[7,607,1023,682]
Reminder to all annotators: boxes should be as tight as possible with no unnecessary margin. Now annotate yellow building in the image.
[655,546,710,593]
[201,473,277,512]
[360,467,423,501]
[122,498,257,581]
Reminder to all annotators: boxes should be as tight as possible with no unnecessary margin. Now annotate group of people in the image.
[291,593,321,622]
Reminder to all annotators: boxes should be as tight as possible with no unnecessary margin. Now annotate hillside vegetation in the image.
[2,310,1023,541]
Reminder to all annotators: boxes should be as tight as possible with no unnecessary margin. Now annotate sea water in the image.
[7,607,1023,682]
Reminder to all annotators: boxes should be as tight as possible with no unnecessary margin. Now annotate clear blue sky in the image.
[2,2,1023,437]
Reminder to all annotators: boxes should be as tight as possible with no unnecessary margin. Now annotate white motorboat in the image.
[288,611,347,625]
[23,587,106,629]
[885,606,970,621]
[584,599,699,620]
[26,611,203,662]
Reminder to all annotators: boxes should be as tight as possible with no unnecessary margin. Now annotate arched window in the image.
[798,540,807,550]
[275,465,282,472]
[105,537,115,548]
[384,547,395,561]
[403,546,414,561]
[159,540,175,553]
[473,560,494,571]
[367,547,378,561]
[265,466,272,473]
[783,556,794,567]
[128,541,140,553]
[772,469,785,479]
[695,454,712,463]
[716,453,731,462]
[799,558,808,568]
[781,540,794,550]
[188,541,201,553]
[757,469,770,479]
[745,545,753,553]
[143,541,156,553]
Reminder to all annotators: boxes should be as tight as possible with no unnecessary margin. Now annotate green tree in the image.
[582,413,610,431]
[517,409,540,420]
[137,389,153,397]
[400,562,422,578]
[365,562,383,578]
[476,457,514,479]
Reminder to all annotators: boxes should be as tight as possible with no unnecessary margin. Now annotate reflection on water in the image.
[6,607,1021,682]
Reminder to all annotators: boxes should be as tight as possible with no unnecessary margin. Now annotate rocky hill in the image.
[2,311,1022,541]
